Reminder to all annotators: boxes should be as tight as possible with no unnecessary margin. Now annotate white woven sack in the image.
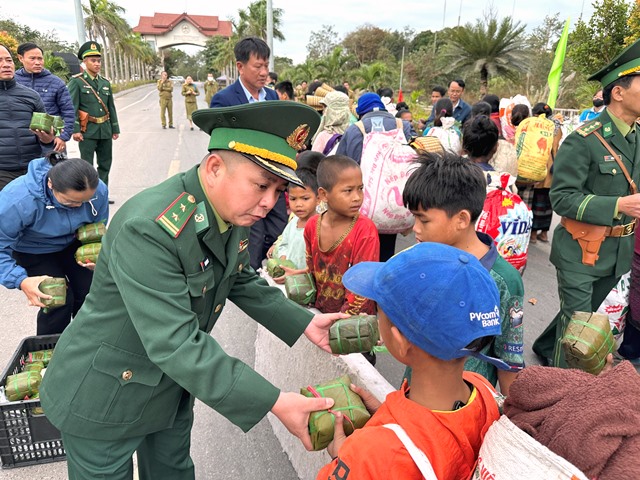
[597,271,630,346]
[471,416,588,480]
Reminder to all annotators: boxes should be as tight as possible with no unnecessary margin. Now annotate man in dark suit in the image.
[211,37,284,271]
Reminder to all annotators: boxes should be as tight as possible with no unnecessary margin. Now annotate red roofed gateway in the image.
[133,12,232,50]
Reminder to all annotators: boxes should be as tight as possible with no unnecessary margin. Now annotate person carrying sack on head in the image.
[533,38,640,368]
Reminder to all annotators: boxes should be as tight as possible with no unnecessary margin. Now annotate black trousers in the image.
[13,240,94,335]
[0,168,27,191]
[378,233,397,262]
[249,192,288,270]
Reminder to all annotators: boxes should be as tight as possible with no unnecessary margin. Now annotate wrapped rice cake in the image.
[5,371,42,402]
[77,222,106,244]
[29,112,54,132]
[52,115,65,134]
[27,349,54,366]
[561,311,614,375]
[301,374,370,451]
[39,277,67,309]
[75,242,102,263]
[285,273,316,305]
[330,315,380,355]
[266,258,296,278]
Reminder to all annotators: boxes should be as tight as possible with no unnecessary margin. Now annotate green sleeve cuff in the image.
[614,198,621,220]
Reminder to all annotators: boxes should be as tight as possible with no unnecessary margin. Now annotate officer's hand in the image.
[304,312,350,353]
[20,276,52,308]
[112,134,119,140]
[53,137,66,152]
[78,261,96,271]
[617,194,640,218]
[73,133,83,142]
[271,391,334,451]
[327,412,348,459]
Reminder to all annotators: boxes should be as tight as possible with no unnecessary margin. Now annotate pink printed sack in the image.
[357,119,417,234]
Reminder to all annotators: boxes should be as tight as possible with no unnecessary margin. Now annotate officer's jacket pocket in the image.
[593,161,624,195]
[186,269,215,316]
[598,162,618,176]
[70,343,163,425]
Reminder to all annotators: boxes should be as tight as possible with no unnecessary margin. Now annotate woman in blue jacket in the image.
[0,152,109,334]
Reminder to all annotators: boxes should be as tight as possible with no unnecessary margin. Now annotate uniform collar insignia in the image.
[238,239,249,253]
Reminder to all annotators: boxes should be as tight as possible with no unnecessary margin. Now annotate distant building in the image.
[133,12,232,52]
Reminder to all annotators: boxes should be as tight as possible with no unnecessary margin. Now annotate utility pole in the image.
[74,0,86,44]
[433,0,447,54]
[267,0,274,71]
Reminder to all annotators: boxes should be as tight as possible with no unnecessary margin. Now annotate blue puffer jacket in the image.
[15,68,75,142]
[0,78,53,171]
[0,158,109,289]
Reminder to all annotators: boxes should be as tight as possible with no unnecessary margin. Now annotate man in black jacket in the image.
[0,44,54,190]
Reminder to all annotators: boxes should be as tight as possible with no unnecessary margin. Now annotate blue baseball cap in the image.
[343,243,512,370]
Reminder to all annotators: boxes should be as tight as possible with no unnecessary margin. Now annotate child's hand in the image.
[327,412,348,459]
[350,383,382,415]
[266,245,276,259]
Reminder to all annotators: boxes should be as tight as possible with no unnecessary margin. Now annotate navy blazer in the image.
[210,79,279,107]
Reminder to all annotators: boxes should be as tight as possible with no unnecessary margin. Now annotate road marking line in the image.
[117,89,155,112]
[167,125,183,178]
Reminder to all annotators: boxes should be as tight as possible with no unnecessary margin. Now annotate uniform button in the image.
[122,370,133,381]
[612,168,617,174]
[238,263,243,272]
[215,304,222,313]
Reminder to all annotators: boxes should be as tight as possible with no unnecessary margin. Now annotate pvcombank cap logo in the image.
[470,305,500,328]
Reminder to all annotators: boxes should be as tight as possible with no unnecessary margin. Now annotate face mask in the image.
[593,98,604,108]
[207,76,213,81]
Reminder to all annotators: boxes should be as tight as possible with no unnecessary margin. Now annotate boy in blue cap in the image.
[316,242,504,480]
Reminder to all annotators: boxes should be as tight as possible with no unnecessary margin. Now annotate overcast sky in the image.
[1,0,597,63]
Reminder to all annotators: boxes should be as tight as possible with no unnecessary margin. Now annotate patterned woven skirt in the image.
[532,188,553,231]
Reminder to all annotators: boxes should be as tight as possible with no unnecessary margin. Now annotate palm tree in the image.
[235,0,284,41]
[354,62,390,91]
[83,0,129,80]
[445,13,529,95]
[316,47,354,84]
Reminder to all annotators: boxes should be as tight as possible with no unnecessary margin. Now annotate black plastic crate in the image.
[0,334,65,468]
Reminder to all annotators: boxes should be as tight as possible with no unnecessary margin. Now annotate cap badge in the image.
[287,124,310,150]
[91,43,97,50]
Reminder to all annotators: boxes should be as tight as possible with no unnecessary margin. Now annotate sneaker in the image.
[169,125,175,129]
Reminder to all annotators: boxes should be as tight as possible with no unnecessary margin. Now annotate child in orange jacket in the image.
[317,243,509,480]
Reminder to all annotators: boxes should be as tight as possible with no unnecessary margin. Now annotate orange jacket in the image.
[316,372,500,480]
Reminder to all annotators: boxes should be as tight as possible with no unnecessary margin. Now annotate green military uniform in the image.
[182,82,199,121]
[40,101,321,479]
[533,40,640,367]
[157,77,174,128]
[203,79,218,106]
[68,41,120,185]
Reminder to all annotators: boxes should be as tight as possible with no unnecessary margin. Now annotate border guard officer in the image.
[533,39,640,367]
[68,41,120,189]
[41,101,342,479]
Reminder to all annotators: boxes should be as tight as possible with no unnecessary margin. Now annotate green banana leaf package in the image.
[77,222,106,244]
[29,112,54,132]
[285,273,316,305]
[266,258,297,278]
[52,115,65,135]
[75,242,102,263]
[27,349,54,366]
[561,311,615,375]
[330,315,380,355]
[5,371,42,402]
[23,361,45,373]
[39,277,67,309]
[301,374,370,451]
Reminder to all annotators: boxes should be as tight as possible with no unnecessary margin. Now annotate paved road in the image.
[0,84,559,478]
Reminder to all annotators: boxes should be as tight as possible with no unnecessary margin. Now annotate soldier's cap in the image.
[589,38,640,87]
[192,101,321,187]
[77,41,101,60]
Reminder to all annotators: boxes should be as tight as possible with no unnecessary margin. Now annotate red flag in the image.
[397,89,404,103]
